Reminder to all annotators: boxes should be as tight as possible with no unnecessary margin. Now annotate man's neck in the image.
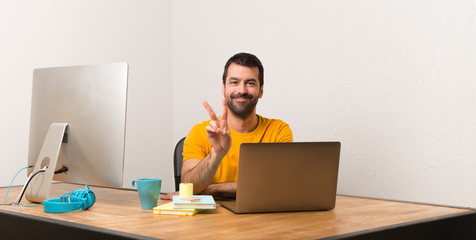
[227,110,259,133]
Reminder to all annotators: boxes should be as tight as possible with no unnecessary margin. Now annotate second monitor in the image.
[26,62,129,202]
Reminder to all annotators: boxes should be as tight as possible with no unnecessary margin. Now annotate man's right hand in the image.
[181,99,232,194]
[202,98,231,159]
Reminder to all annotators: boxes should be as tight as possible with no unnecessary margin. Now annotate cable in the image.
[54,165,68,174]
[3,166,32,206]
[8,202,43,207]
[13,166,47,204]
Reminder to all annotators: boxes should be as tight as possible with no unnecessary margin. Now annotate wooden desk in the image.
[1,183,475,239]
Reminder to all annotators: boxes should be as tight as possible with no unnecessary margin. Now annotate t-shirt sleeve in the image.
[182,124,210,162]
[276,122,293,142]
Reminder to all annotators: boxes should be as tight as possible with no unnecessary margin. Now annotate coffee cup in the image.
[131,178,161,210]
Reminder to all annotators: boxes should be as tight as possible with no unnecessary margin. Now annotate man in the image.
[163,52,292,199]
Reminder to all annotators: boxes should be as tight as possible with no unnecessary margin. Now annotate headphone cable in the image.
[13,166,47,204]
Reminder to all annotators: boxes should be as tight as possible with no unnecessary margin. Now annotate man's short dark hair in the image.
[222,52,264,86]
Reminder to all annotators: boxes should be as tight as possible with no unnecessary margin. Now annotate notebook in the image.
[153,202,206,216]
[220,142,341,214]
[172,195,216,209]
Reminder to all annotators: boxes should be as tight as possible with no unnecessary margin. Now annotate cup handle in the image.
[132,180,137,190]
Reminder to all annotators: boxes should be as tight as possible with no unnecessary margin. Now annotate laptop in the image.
[220,142,340,214]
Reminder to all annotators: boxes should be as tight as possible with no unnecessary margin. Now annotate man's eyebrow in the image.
[227,77,257,82]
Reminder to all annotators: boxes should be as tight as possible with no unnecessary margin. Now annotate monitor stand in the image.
[25,122,68,203]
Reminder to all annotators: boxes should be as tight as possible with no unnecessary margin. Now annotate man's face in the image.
[223,63,263,118]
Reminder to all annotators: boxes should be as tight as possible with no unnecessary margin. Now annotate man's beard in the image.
[226,93,259,119]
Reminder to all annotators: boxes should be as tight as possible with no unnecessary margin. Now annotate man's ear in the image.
[259,85,264,98]
[222,84,225,97]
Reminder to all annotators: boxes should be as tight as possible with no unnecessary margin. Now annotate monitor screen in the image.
[25,63,128,202]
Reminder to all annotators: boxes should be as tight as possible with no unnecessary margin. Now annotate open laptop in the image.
[220,142,340,214]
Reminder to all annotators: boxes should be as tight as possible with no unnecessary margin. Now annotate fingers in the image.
[203,99,229,134]
[159,191,179,200]
[205,119,217,133]
[221,98,228,122]
[206,123,216,134]
[205,125,214,134]
[202,100,218,120]
[209,120,217,130]
[206,121,228,135]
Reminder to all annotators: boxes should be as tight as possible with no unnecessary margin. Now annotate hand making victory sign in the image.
[202,98,232,159]
[174,98,233,196]
[161,98,233,199]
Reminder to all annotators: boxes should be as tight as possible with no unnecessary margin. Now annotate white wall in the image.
[0,1,175,194]
[172,0,476,208]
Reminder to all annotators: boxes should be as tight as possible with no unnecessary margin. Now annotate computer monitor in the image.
[25,63,128,202]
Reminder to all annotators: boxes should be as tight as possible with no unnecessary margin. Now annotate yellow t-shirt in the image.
[183,115,293,183]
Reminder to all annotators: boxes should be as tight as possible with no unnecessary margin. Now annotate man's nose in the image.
[237,82,247,94]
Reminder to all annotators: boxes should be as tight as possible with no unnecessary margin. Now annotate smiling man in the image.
[180,52,293,198]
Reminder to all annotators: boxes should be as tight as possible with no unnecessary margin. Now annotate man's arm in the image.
[201,182,236,199]
[182,157,236,197]
[160,181,236,200]
[181,99,232,194]
[181,153,223,194]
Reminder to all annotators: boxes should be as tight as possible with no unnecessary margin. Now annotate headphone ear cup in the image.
[83,189,96,209]
[71,189,96,209]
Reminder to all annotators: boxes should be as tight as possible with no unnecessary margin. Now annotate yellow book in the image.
[153,202,206,216]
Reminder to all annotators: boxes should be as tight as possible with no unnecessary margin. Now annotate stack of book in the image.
[153,195,216,216]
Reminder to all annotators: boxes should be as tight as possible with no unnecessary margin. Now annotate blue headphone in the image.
[43,185,96,213]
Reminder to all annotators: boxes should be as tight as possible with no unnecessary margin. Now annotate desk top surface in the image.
[0,183,471,239]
